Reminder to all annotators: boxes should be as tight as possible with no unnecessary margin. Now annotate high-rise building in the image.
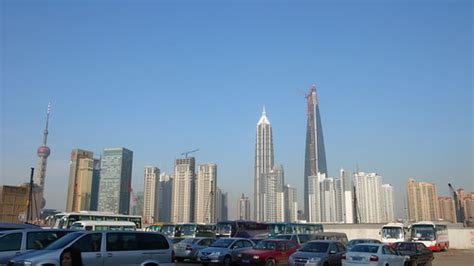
[171,157,195,223]
[340,169,354,223]
[438,196,456,223]
[66,149,94,212]
[308,173,325,222]
[216,187,229,221]
[90,159,101,211]
[34,103,52,218]
[195,163,217,223]
[334,178,344,222]
[130,191,143,216]
[321,178,336,222]
[143,166,160,224]
[238,193,251,220]
[304,85,328,221]
[407,178,439,222]
[263,164,285,222]
[381,184,395,222]
[460,191,474,222]
[255,107,274,221]
[97,147,133,214]
[354,172,382,223]
[158,173,173,222]
[284,185,297,222]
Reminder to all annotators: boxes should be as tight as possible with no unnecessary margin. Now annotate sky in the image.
[1,0,472,219]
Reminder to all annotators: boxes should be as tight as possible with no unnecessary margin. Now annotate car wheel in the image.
[323,262,329,266]
[265,259,276,266]
[224,255,232,266]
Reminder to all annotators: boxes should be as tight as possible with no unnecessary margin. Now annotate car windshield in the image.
[300,242,329,253]
[210,238,234,248]
[44,232,83,250]
[254,240,281,250]
[350,245,380,253]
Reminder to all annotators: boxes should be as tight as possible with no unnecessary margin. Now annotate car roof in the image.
[314,232,347,236]
[0,229,75,234]
[0,222,41,230]
[353,243,385,247]
[349,238,380,241]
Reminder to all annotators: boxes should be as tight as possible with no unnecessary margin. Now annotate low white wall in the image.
[321,224,474,250]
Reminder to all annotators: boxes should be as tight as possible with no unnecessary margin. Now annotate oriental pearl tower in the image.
[35,103,52,211]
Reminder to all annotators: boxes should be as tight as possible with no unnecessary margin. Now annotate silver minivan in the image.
[0,229,74,265]
[9,230,174,266]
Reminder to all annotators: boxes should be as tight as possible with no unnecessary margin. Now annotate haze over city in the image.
[1,0,472,219]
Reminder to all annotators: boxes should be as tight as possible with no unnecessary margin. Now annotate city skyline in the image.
[2,1,472,218]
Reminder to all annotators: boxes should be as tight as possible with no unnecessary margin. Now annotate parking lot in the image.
[175,249,474,266]
[433,249,474,266]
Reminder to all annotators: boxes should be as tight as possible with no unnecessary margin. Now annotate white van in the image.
[9,231,174,266]
[70,221,137,231]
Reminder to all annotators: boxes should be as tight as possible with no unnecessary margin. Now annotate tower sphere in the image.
[37,145,51,158]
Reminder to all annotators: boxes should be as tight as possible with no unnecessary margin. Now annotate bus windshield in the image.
[412,225,435,241]
[382,227,403,239]
[216,222,232,236]
[181,224,197,237]
[268,223,286,236]
[161,225,176,237]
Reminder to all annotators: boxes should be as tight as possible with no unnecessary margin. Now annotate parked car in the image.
[271,234,314,245]
[289,240,346,266]
[197,237,254,265]
[346,239,382,251]
[342,243,407,266]
[392,242,434,266]
[0,229,74,265]
[174,237,215,262]
[238,239,300,265]
[312,233,349,247]
[9,230,175,266]
[171,237,185,246]
[0,223,40,232]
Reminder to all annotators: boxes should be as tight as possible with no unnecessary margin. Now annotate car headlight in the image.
[22,261,33,266]
[309,257,321,262]
[237,254,242,258]
[209,251,221,257]
[253,255,260,260]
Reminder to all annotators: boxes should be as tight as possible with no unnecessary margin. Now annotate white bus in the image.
[70,221,137,231]
[50,211,142,229]
[380,223,407,244]
[409,221,449,251]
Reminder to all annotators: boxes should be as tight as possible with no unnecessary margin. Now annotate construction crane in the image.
[448,183,465,223]
[181,149,199,158]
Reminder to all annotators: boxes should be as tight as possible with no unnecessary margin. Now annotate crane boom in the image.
[181,149,199,158]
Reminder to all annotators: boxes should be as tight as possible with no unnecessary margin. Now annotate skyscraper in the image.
[66,149,94,212]
[284,185,297,222]
[90,158,101,211]
[216,187,229,222]
[263,164,285,222]
[321,178,336,222]
[438,196,456,223]
[407,178,439,222]
[171,157,195,223]
[255,107,274,221]
[143,166,160,224]
[354,172,382,223]
[195,163,217,223]
[97,147,133,214]
[304,85,327,220]
[308,173,325,222]
[340,169,354,223]
[381,184,395,222]
[34,103,52,217]
[238,193,251,220]
[158,173,173,222]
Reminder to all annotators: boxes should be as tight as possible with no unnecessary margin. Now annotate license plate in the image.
[242,259,250,263]
[352,256,363,261]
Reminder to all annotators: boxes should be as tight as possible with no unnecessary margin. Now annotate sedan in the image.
[342,243,407,266]
[238,239,300,265]
[392,242,434,266]
[289,240,346,266]
[174,237,215,262]
[197,237,254,265]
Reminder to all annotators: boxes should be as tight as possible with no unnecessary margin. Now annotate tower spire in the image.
[42,102,51,145]
[262,105,266,115]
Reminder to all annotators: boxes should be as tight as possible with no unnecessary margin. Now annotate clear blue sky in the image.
[1,0,472,219]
